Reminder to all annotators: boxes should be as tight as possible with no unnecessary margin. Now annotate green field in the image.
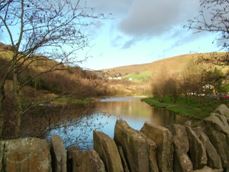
[143,96,229,119]
[123,71,152,82]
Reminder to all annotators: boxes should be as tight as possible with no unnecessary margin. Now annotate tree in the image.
[201,68,225,94]
[187,0,229,65]
[0,0,95,136]
[151,66,179,102]
[0,0,12,11]
[179,60,209,96]
[188,0,229,50]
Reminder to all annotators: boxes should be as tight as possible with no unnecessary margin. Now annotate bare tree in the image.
[0,0,12,11]
[0,0,96,136]
[188,0,229,50]
[187,0,229,67]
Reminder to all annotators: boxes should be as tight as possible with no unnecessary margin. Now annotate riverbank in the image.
[142,96,229,119]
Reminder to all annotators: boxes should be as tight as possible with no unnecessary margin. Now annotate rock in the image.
[141,123,173,172]
[67,147,105,172]
[198,131,222,169]
[172,124,193,172]
[204,125,229,169]
[0,142,4,171]
[114,120,150,172]
[203,113,229,168]
[0,142,3,171]
[172,124,189,153]
[118,146,130,172]
[146,138,159,172]
[174,151,193,172]
[214,104,229,119]
[205,113,229,135]
[193,166,223,172]
[186,126,207,169]
[50,135,66,172]
[2,138,51,172]
[185,121,192,126]
[93,131,124,172]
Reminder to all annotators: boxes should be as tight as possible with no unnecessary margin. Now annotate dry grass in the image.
[103,53,228,77]
[0,44,110,102]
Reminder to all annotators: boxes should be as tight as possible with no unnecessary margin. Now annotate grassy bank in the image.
[142,96,229,119]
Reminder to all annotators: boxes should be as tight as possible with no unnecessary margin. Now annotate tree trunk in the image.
[0,81,5,137]
[15,111,21,137]
[13,73,22,137]
[13,54,22,137]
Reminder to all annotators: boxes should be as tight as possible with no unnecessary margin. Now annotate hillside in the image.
[1,42,227,98]
[0,43,109,106]
[104,54,194,75]
[101,53,227,82]
[97,53,229,96]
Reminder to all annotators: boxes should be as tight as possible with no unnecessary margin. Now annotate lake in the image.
[46,96,189,149]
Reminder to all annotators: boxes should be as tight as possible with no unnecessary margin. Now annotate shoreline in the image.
[142,96,229,119]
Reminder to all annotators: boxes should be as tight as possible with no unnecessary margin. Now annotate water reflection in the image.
[96,96,153,120]
[151,108,188,127]
[46,96,189,149]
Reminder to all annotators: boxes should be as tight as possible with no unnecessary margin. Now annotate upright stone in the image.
[193,166,223,172]
[203,112,229,169]
[205,113,229,135]
[50,135,67,172]
[3,138,51,172]
[93,131,124,172]
[214,104,229,119]
[141,123,173,172]
[186,126,207,169]
[0,142,4,171]
[118,146,130,172]
[174,151,193,172]
[67,147,105,172]
[114,120,150,172]
[172,124,189,153]
[172,124,193,172]
[198,131,222,169]
[146,138,159,172]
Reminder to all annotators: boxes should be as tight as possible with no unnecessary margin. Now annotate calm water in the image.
[46,96,189,149]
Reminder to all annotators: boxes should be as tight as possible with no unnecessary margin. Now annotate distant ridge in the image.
[102,53,224,77]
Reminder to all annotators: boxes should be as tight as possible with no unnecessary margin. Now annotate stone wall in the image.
[0,104,228,172]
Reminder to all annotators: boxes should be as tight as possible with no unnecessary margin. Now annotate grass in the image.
[123,71,152,82]
[142,96,229,119]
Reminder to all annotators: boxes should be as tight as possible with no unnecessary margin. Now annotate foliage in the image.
[149,58,229,119]
[151,66,180,102]
[152,77,179,102]
[195,53,229,66]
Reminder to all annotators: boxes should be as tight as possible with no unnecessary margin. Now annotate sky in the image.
[0,0,220,70]
[78,0,220,70]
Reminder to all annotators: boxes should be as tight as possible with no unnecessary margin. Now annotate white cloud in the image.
[119,0,200,37]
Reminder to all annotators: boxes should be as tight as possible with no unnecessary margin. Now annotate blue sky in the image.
[0,0,220,70]
[79,0,219,70]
